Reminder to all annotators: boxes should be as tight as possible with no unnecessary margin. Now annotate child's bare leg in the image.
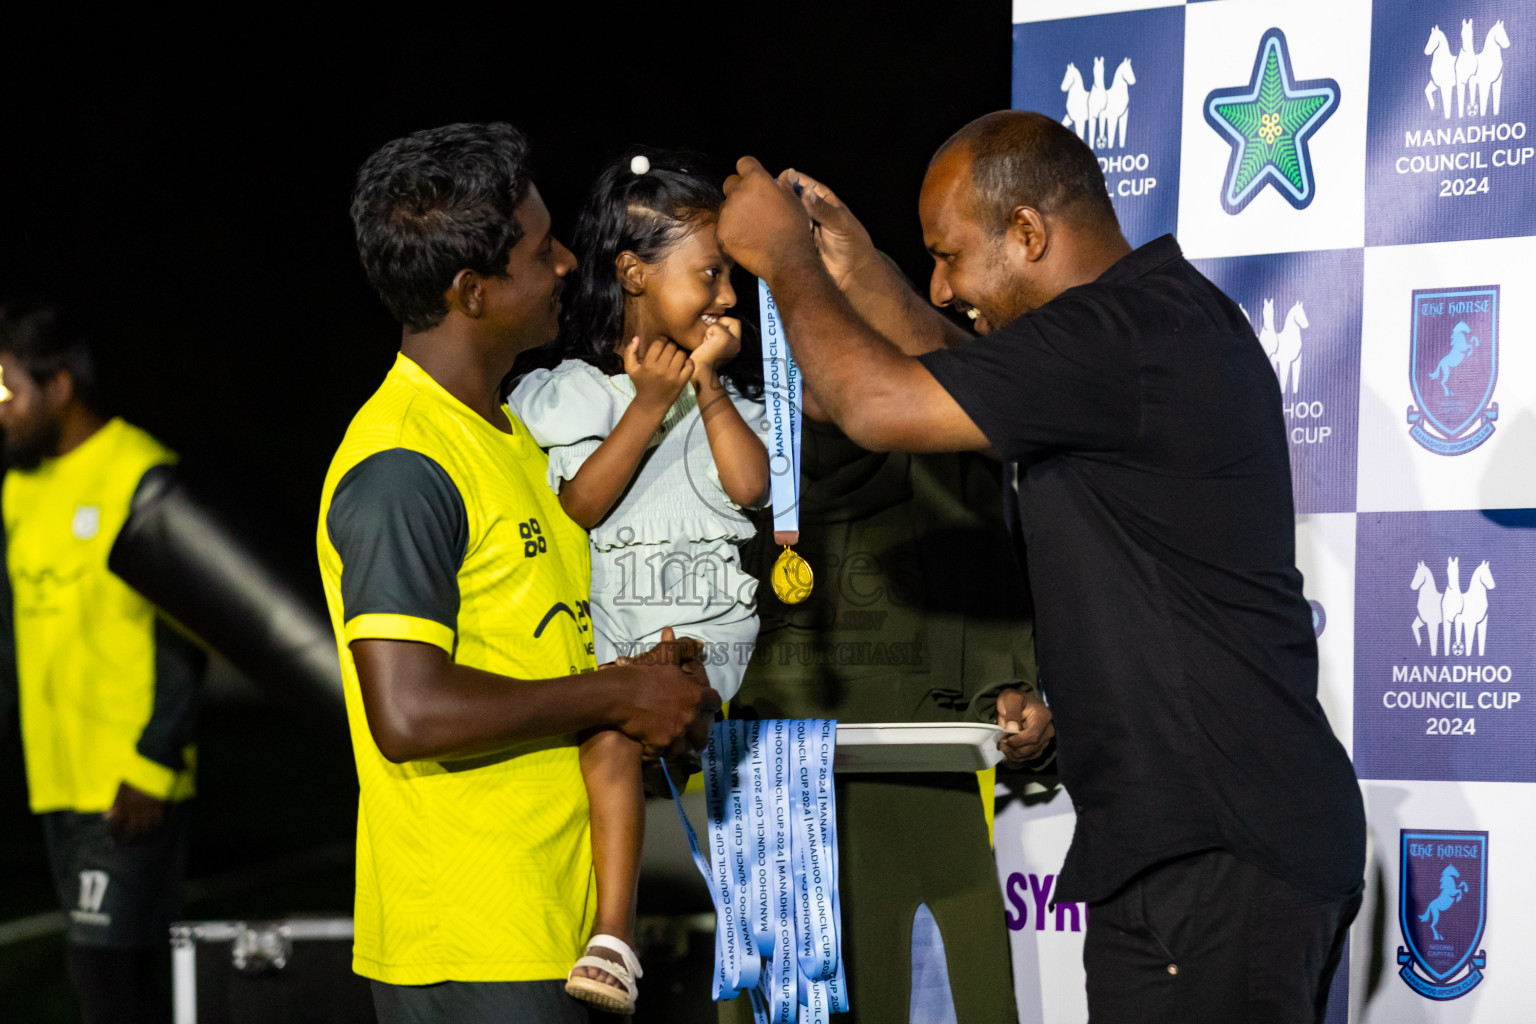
[574,727,644,987]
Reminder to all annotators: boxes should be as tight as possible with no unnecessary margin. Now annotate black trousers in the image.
[371,979,593,1024]
[1083,849,1359,1024]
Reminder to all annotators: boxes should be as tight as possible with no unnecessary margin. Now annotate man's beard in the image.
[2,416,62,471]
[974,246,1033,332]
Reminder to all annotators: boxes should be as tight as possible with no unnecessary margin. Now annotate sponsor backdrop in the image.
[998,1,1536,1021]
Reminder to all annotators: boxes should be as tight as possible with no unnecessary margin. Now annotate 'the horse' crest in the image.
[1398,830,1488,1000]
[1408,285,1500,455]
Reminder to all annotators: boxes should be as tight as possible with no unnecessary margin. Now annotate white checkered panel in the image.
[999,2,1536,1021]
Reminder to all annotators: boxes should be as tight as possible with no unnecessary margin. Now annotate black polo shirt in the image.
[917,234,1364,905]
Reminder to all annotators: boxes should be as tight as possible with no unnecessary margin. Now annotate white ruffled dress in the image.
[507,358,768,701]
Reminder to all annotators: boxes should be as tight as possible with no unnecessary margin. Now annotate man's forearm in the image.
[354,639,629,763]
[841,254,970,357]
[718,159,990,452]
[765,255,919,448]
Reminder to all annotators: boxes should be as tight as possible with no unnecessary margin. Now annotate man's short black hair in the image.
[933,110,1117,235]
[350,122,534,332]
[0,304,101,410]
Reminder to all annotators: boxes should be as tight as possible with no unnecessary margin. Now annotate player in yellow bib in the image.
[1,306,205,1024]
[330,122,721,1023]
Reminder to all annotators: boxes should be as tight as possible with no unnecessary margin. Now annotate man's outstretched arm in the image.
[720,158,988,454]
[779,167,970,357]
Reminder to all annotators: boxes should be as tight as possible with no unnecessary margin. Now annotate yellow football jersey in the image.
[3,417,195,813]
[317,353,598,985]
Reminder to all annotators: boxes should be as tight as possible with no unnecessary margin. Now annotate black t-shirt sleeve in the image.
[326,449,468,649]
[916,297,1140,461]
[137,617,207,771]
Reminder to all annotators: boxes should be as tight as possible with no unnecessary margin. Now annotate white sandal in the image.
[565,933,643,1014]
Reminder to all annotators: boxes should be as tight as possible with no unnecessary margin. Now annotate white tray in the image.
[833,722,1006,773]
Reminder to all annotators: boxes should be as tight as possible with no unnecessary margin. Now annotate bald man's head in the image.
[919,110,1132,333]
[933,110,1117,236]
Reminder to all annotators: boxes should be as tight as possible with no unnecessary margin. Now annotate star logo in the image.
[1204,28,1340,214]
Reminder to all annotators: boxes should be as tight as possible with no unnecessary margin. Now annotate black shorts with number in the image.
[42,804,189,948]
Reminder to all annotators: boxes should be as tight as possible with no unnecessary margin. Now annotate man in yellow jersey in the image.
[329,122,720,1023]
[0,306,204,1024]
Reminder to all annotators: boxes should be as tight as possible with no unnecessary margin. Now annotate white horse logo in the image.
[1441,556,1464,656]
[1063,56,1135,149]
[1088,57,1109,145]
[1062,63,1090,140]
[1258,298,1279,365]
[1427,19,1514,119]
[1426,26,1457,118]
[1471,20,1511,117]
[1456,19,1480,118]
[1250,298,1307,391]
[1411,560,1443,655]
[1411,557,1495,657]
[1455,560,1495,657]
[1100,58,1135,148]
[1275,301,1308,394]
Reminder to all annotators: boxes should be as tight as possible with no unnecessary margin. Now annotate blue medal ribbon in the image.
[669,719,846,1021]
[748,721,774,958]
[759,282,801,542]
[768,719,800,1024]
[706,722,761,996]
[725,723,761,992]
[813,719,848,1012]
[790,723,840,1023]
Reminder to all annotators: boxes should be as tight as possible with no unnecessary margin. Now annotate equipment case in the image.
[170,917,374,1023]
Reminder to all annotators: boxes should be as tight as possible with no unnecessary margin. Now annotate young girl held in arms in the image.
[508,150,770,1015]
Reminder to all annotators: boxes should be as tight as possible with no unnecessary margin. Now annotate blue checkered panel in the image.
[994,2,1536,1021]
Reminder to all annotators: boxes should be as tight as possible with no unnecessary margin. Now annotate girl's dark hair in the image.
[543,148,762,399]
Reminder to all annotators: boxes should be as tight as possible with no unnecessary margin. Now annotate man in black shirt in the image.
[715,111,1365,1023]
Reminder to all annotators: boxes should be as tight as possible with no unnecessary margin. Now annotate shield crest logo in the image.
[71,505,101,541]
[1397,829,1488,1000]
[1407,286,1499,455]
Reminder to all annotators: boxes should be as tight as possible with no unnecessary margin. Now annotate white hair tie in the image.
[630,155,651,176]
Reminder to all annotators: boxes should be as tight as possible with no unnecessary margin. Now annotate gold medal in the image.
[771,545,814,605]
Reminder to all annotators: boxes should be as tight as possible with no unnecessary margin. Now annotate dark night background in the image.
[0,4,1010,1017]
